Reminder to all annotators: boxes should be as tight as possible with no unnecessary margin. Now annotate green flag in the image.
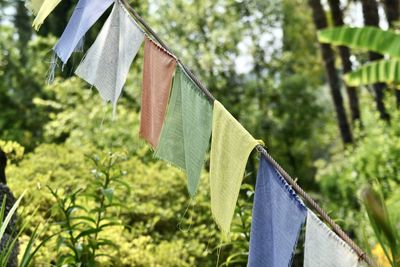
[155,66,213,196]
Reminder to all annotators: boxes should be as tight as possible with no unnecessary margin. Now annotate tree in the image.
[360,0,390,121]
[308,0,353,144]
[382,0,400,107]
[327,0,361,123]
[383,0,400,27]
[14,0,32,63]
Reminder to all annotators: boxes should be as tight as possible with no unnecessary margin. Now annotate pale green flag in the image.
[210,101,260,236]
[155,66,213,196]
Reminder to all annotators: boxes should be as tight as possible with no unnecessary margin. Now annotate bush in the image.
[316,100,400,249]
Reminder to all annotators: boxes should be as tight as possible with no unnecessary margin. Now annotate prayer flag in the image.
[304,211,360,267]
[140,37,177,148]
[32,0,62,30]
[75,1,144,116]
[54,0,114,64]
[25,0,45,15]
[155,66,213,196]
[209,101,259,235]
[248,155,307,266]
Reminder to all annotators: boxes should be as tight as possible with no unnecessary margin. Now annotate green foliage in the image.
[343,59,400,86]
[318,26,400,86]
[7,141,223,266]
[0,191,51,267]
[0,25,57,150]
[318,26,400,59]
[0,140,25,163]
[0,192,24,267]
[316,99,400,252]
[361,185,400,267]
[49,153,128,266]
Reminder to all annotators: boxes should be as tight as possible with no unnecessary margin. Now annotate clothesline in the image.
[120,0,374,265]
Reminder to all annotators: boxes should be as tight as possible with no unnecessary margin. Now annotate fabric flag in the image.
[304,211,359,267]
[209,101,260,235]
[140,37,177,148]
[25,0,45,15]
[32,0,62,30]
[155,66,213,196]
[54,0,114,64]
[75,1,144,116]
[248,155,307,266]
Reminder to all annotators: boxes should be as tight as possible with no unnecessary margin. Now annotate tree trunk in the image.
[0,150,7,184]
[308,0,353,144]
[328,0,361,123]
[361,0,390,121]
[382,0,400,107]
[14,0,32,63]
[383,0,400,27]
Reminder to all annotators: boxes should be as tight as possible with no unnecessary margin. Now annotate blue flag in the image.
[54,0,114,64]
[248,155,307,267]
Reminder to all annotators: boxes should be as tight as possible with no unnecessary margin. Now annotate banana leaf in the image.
[344,59,400,86]
[318,26,400,59]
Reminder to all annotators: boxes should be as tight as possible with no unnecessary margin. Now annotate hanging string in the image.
[118,1,375,265]
[177,197,194,232]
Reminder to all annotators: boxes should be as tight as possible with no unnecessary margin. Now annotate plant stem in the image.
[236,202,250,242]
[62,201,79,262]
[92,157,112,258]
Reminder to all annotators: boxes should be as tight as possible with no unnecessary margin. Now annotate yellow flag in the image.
[32,0,61,31]
[25,0,45,15]
[210,101,260,236]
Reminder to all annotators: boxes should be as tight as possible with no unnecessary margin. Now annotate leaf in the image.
[318,26,400,59]
[102,188,114,203]
[90,207,106,214]
[96,238,118,248]
[0,191,25,241]
[72,216,96,224]
[114,178,131,194]
[75,228,100,240]
[344,59,400,86]
[361,186,399,265]
[20,224,58,267]
[99,221,120,230]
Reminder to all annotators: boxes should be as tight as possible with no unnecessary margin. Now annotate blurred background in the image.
[0,0,399,266]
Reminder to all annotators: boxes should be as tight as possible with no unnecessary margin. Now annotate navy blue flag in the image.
[248,155,307,266]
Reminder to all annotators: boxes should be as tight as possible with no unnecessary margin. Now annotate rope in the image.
[119,0,375,265]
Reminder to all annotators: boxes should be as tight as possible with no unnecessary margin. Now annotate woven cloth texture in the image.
[32,0,61,30]
[155,66,213,196]
[140,37,177,148]
[25,0,45,15]
[248,155,307,267]
[210,100,259,235]
[75,1,144,115]
[54,0,114,64]
[304,211,359,267]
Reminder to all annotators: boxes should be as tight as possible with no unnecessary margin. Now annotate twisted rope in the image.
[119,1,375,265]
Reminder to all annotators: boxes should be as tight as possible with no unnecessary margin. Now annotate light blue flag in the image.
[54,0,114,64]
[248,155,307,267]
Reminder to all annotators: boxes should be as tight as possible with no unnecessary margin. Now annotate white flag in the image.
[304,210,360,267]
[75,1,144,115]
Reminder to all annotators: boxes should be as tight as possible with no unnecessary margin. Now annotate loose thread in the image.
[177,197,194,232]
[215,242,222,267]
[47,52,58,84]
[99,101,108,130]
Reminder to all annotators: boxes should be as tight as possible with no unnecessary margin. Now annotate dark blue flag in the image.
[248,155,307,266]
